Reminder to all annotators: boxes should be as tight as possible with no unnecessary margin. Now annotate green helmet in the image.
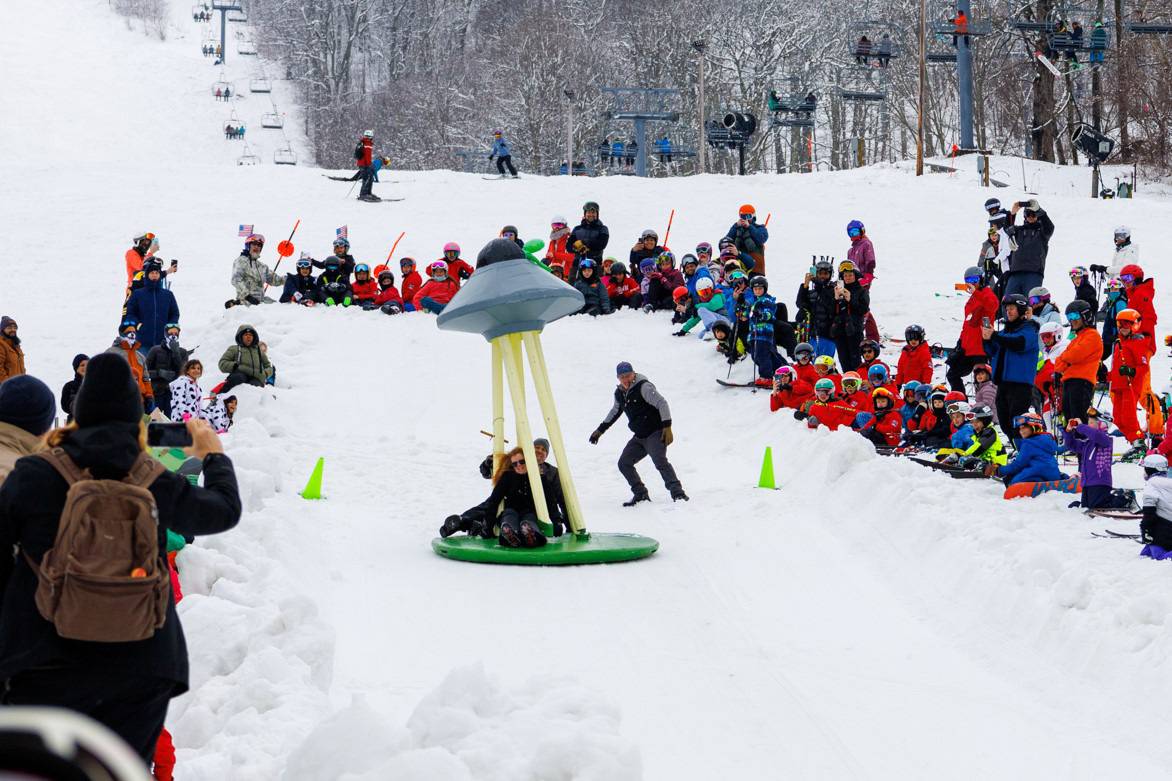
[814,378,835,392]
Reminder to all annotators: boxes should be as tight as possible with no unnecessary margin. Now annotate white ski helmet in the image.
[1039,321,1063,340]
[362,129,374,138]
[1114,225,1131,240]
[1142,453,1168,472]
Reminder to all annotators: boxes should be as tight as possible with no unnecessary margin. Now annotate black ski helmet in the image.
[750,275,768,292]
[905,324,925,341]
[795,342,814,356]
[964,266,983,284]
[1065,299,1095,327]
[984,197,1001,212]
[1002,292,1028,316]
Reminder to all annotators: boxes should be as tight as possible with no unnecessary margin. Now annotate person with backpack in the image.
[0,375,55,486]
[0,352,242,764]
[353,129,378,201]
[217,324,273,393]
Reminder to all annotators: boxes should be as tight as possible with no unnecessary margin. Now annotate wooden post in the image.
[522,331,587,534]
[491,338,505,473]
[498,334,551,525]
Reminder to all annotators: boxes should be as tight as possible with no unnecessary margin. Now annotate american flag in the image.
[336,225,348,240]
[237,224,254,237]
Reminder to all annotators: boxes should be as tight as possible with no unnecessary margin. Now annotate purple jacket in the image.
[847,237,876,284]
[1063,424,1113,488]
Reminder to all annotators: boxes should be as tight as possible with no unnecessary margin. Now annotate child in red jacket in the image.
[545,216,575,277]
[414,262,460,314]
[799,378,858,430]
[792,343,819,386]
[858,339,891,378]
[858,387,903,447]
[441,242,475,286]
[840,372,873,413]
[351,263,379,308]
[374,268,403,315]
[897,324,933,384]
[770,365,813,411]
[813,355,842,393]
[1109,308,1152,446]
[399,257,423,311]
[604,262,641,309]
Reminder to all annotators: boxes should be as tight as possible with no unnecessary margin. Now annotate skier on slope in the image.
[488,130,518,178]
[590,361,687,506]
[353,129,380,202]
[312,237,356,282]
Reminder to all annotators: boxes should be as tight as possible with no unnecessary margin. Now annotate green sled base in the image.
[431,532,659,566]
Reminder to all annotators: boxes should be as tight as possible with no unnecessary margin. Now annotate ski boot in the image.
[1121,439,1148,463]
[753,377,773,388]
[671,489,690,502]
[622,490,650,507]
[439,514,467,538]
[519,519,546,547]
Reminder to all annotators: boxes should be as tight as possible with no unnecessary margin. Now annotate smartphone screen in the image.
[147,422,192,448]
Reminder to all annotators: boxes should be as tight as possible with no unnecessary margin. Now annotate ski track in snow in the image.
[4,1,1172,779]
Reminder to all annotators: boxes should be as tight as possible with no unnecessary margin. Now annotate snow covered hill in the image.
[4,2,1172,780]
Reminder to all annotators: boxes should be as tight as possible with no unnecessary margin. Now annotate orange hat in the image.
[1116,308,1141,325]
[739,204,756,216]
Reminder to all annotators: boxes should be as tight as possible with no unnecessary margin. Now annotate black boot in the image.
[439,514,466,538]
[622,490,650,507]
[671,489,690,502]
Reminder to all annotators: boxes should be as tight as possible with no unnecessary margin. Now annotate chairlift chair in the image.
[237,41,257,55]
[227,9,247,22]
[211,79,234,96]
[1126,21,1172,34]
[237,144,260,166]
[249,77,271,93]
[260,112,284,129]
[273,146,297,166]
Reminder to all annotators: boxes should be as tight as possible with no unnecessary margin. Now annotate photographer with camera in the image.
[1003,199,1054,300]
[0,352,242,765]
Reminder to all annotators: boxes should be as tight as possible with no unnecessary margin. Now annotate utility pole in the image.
[564,89,575,176]
[693,39,707,174]
[956,0,975,149]
[916,0,926,175]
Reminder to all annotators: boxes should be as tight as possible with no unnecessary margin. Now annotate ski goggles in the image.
[296,258,312,268]
[1028,295,1046,305]
[739,213,754,220]
[1068,269,1085,279]
[964,274,981,285]
[1066,311,1083,322]
[847,227,862,238]
[1120,273,1136,283]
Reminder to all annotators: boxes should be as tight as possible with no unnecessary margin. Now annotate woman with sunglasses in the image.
[442,446,559,547]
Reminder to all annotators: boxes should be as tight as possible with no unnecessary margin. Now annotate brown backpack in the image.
[23,447,170,643]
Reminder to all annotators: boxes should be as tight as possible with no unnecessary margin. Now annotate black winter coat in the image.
[145,341,191,392]
[280,271,321,304]
[628,244,665,283]
[312,253,355,283]
[474,469,565,527]
[567,219,610,263]
[1006,210,1055,275]
[60,376,82,424]
[831,281,870,340]
[574,277,613,315]
[797,280,837,338]
[0,422,242,693]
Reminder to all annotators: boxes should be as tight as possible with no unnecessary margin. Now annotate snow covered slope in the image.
[4,2,1172,780]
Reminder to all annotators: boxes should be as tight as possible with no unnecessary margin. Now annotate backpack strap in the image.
[36,448,88,486]
[125,452,167,488]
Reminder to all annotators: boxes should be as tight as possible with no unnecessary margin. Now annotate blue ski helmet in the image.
[847,220,864,237]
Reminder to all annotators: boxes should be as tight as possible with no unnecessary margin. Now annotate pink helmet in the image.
[443,242,460,254]
[429,261,448,276]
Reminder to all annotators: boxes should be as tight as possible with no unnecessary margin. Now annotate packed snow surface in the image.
[3,1,1172,779]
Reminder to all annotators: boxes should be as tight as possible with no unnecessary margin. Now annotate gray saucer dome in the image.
[436,239,584,340]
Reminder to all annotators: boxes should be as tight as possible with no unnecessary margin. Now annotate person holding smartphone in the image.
[1003,199,1054,300]
[947,265,999,393]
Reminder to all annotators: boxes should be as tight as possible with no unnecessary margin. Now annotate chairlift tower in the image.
[210,0,243,63]
[600,88,680,177]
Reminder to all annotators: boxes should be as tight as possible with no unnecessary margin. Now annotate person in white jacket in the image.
[1108,225,1138,278]
[168,359,207,422]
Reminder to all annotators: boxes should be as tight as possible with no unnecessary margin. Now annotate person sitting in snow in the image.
[643,251,685,312]
[897,324,933,385]
[399,257,422,311]
[711,317,746,364]
[317,256,353,306]
[839,372,872,413]
[280,256,320,305]
[856,387,903,447]
[313,237,356,282]
[205,394,236,432]
[936,401,976,460]
[797,378,857,430]
[812,354,841,393]
[374,268,403,315]
[972,363,998,423]
[997,412,1063,486]
[1064,411,1130,509]
[770,365,813,412]
[1140,453,1172,559]
[905,387,952,449]
[605,262,641,309]
[413,261,459,314]
[573,259,613,316]
[350,263,380,309]
[229,233,277,307]
[169,359,207,423]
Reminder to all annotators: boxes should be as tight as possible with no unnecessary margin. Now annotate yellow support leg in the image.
[491,338,506,474]
[522,331,587,535]
[500,333,552,527]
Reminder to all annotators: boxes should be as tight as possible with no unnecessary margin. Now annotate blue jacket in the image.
[983,319,1039,386]
[748,294,776,342]
[949,422,975,449]
[998,434,1063,485]
[725,221,769,255]
[684,266,713,302]
[491,138,510,157]
[124,278,180,349]
[716,283,736,318]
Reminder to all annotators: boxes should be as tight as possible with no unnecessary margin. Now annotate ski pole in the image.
[385,231,406,264]
[662,209,675,248]
[764,213,771,227]
[345,179,358,199]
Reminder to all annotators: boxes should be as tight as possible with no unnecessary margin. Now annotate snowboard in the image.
[1002,474,1082,499]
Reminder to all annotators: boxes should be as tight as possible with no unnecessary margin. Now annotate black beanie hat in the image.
[0,375,57,436]
[72,353,144,428]
[475,238,526,269]
[72,353,89,372]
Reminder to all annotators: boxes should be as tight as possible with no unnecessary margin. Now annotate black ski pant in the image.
[946,352,985,394]
[496,155,517,176]
[498,509,545,547]
[358,166,375,196]
[996,381,1034,445]
[3,668,175,763]
[151,381,173,419]
[834,336,862,373]
[220,371,262,394]
[1061,378,1094,423]
[619,432,682,495]
[609,292,642,309]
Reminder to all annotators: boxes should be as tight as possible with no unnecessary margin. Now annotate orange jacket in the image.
[108,340,153,399]
[125,247,153,286]
[545,234,575,277]
[1053,327,1103,384]
[0,337,25,384]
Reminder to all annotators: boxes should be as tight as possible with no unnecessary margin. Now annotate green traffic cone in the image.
[300,457,325,500]
[757,446,777,490]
